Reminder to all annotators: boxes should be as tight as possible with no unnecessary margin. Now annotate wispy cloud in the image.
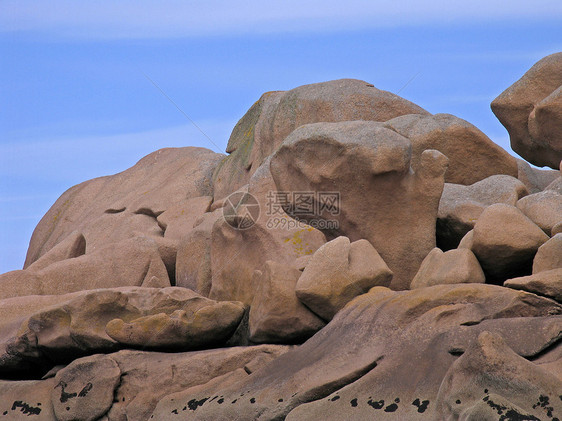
[0,120,233,184]
[2,0,561,39]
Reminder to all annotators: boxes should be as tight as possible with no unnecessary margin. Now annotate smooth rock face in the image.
[533,233,562,273]
[157,195,213,240]
[516,189,562,236]
[0,287,245,375]
[435,331,562,420]
[505,269,562,302]
[471,203,549,283]
[175,209,223,296]
[295,237,393,320]
[491,52,562,168]
[384,113,518,184]
[437,175,528,249]
[0,236,170,299]
[162,284,561,421]
[213,79,429,200]
[410,247,485,289]
[24,147,224,267]
[249,261,325,343]
[270,121,448,290]
[26,231,86,272]
[209,160,326,306]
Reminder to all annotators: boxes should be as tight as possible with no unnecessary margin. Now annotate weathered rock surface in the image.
[471,203,549,283]
[209,160,326,305]
[175,209,223,296]
[491,52,562,168]
[0,287,245,375]
[435,331,562,420]
[52,354,121,421]
[516,158,560,193]
[249,261,325,343]
[24,147,224,267]
[505,268,562,302]
[384,113,518,184]
[157,195,213,240]
[410,247,485,289]
[516,189,562,236]
[295,237,393,320]
[533,233,562,273]
[437,175,528,249]
[0,345,290,421]
[270,121,448,290]
[0,236,170,299]
[156,284,561,420]
[213,79,429,200]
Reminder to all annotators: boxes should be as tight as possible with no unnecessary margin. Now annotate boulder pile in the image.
[1,53,561,420]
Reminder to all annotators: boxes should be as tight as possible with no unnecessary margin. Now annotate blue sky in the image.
[1,1,561,273]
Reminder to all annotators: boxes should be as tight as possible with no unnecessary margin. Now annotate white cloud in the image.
[1,0,561,39]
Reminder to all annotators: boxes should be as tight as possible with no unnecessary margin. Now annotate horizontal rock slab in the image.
[0,345,290,421]
[504,268,562,303]
[151,284,561,420]
[0,287,245,375]
[0,236,170,299]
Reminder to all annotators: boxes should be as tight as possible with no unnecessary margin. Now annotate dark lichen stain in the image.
[66,407,70,411]
[394,398,400,403]
[330,396,340,402]
[182,406,187,411]
[367,399,385,410]
[350,398,358,407]
[11,401,42,416]
[250,398,256,404]
[231,399,237,404]
[217,398,224,404]
[533,395,554,418]
[55,381,77,403]
[78,382,93,397]
[456,400,461,405]
[2,411,6,416]
[209,396,218,402]
[278,399,284,403]
[412,398,430,413]
[384,403,398,412]
[171,409,178,414]
[484,389,489,394]
[187,398,208,411]
[482,395,542,421]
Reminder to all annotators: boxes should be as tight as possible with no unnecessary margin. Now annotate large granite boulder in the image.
[491,52,562,169]
[0,287,245,375]
[437,175,528,249]
[213,79,429,199]
[24,147,224,268]
[270,120,448,289]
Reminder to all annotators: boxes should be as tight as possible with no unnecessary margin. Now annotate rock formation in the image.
[1,56,561,420]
